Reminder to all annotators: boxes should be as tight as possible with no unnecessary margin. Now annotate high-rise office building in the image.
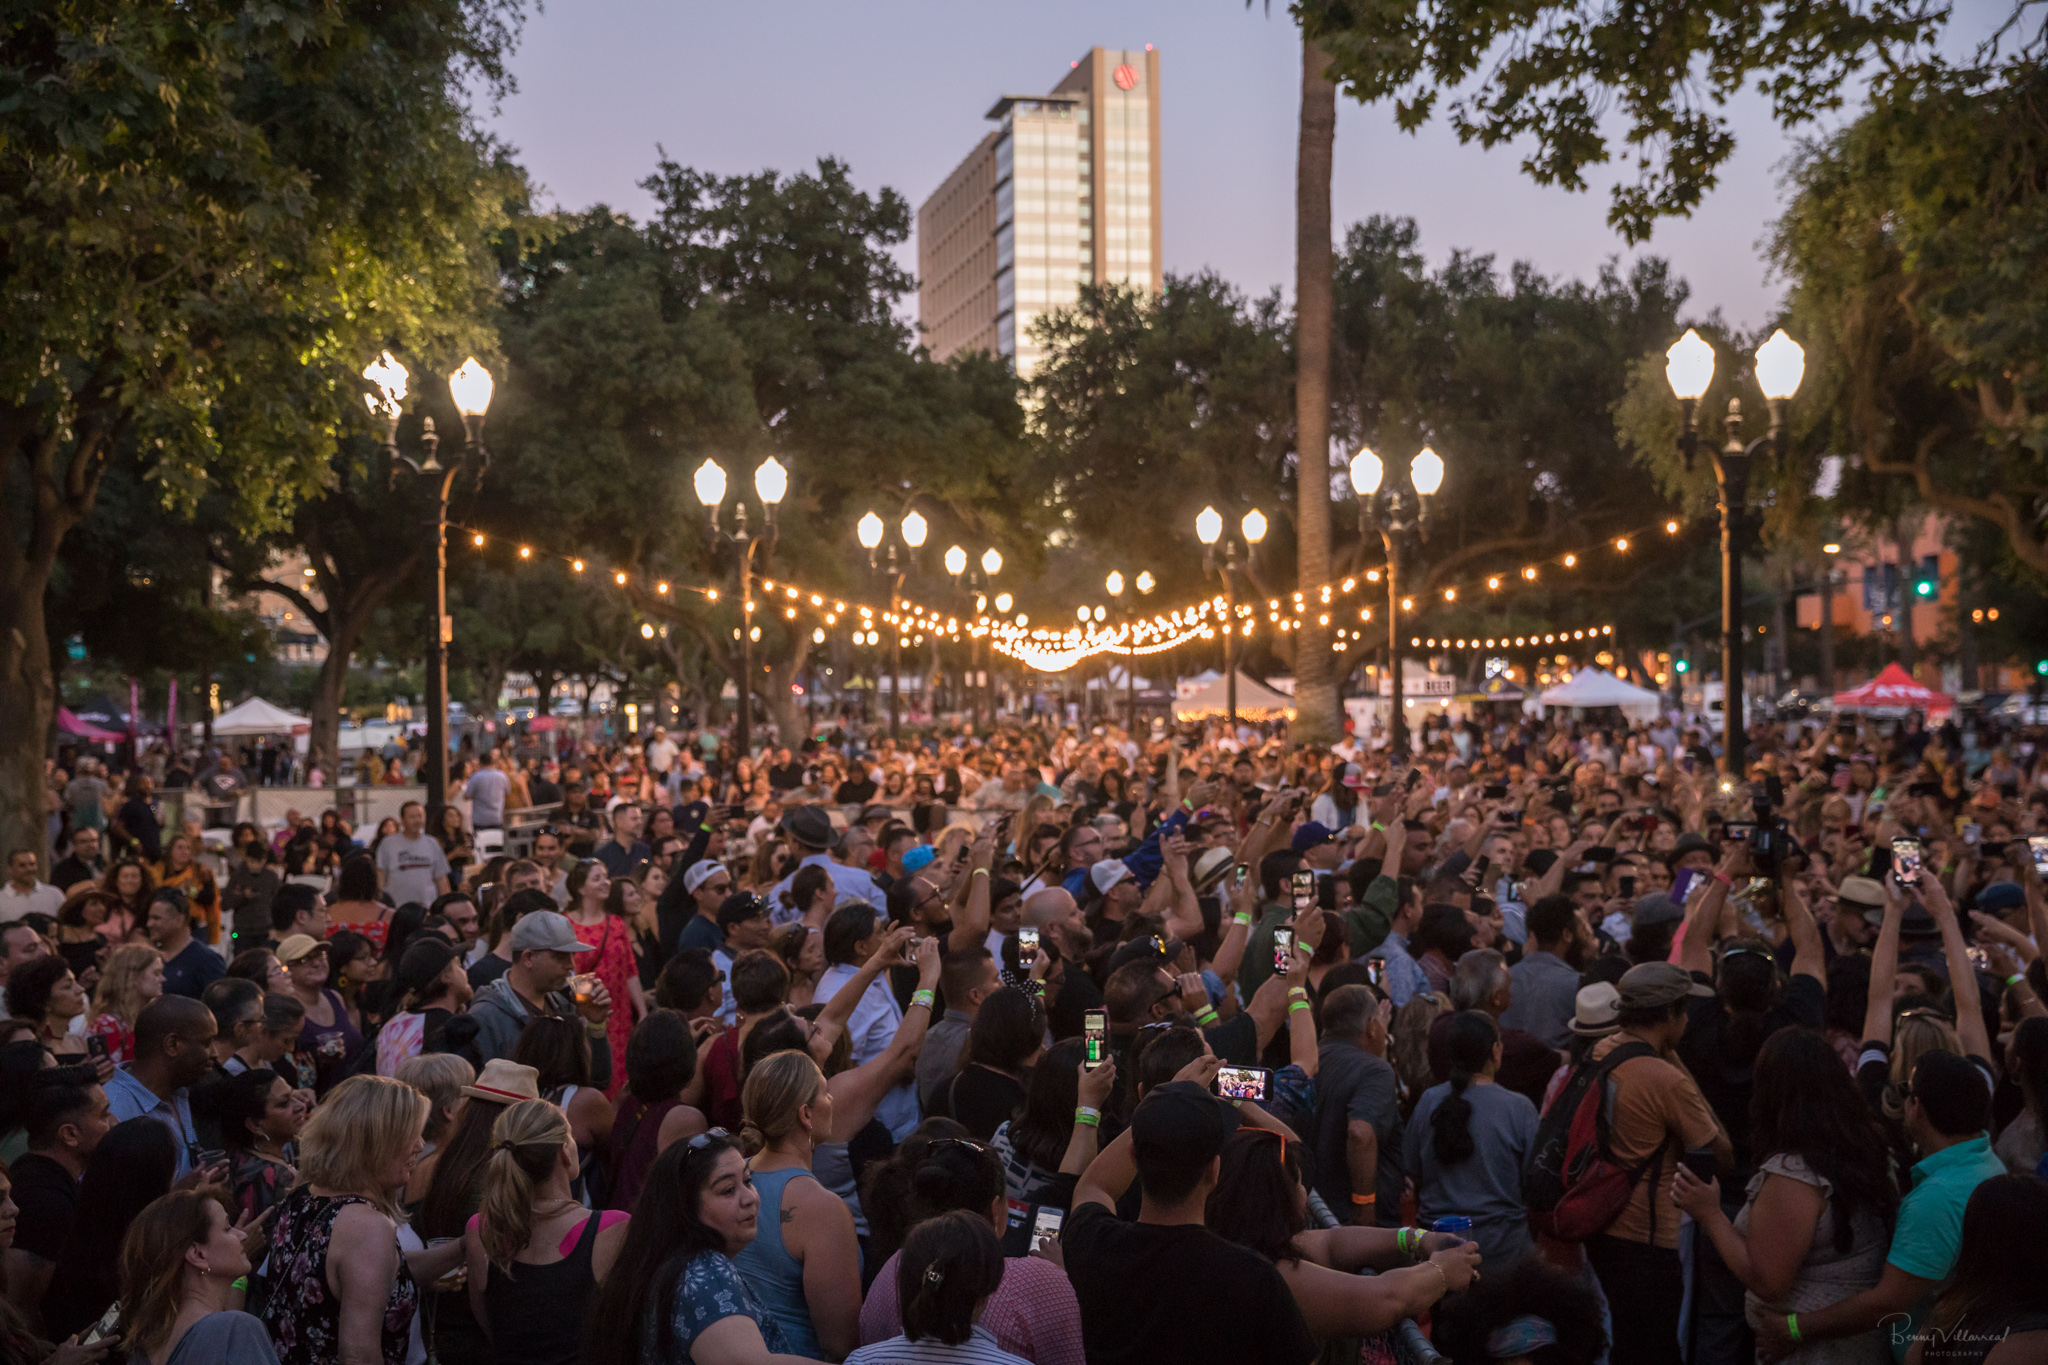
[918,47,1162,375]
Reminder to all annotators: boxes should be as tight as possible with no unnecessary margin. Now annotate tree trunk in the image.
[1292,36,1339,743]
[309,643,351,774]
[763,634,813,748]
[0,549,61,871]
[1,414,110,872]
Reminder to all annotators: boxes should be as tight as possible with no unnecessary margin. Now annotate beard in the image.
[1057,921,1095,959]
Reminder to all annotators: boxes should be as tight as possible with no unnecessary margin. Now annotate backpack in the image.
[1523,1040,1667,1243]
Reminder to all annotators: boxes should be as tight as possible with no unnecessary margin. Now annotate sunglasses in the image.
[686,1127,733,1151]
[924,1136,989,1158]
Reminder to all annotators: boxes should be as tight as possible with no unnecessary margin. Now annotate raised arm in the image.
[810,924,912,1063]
[944,820,1000,954]
[1781,875,1825,984]
[1679,853,1733,976]
[1862,878,1907,1047]
[1919,875,1991,1061]
[1058,1056,1118,1176]
[826,935,940,1136]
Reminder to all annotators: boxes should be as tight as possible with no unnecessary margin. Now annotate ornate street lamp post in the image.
[364,353,494,812]
[1666,327,1804,772]
[695,456,786,758]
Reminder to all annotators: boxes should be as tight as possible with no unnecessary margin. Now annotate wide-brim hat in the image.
[276,933,329,965]
[462,1059,540,1105]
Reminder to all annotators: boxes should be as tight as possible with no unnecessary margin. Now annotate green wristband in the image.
[1288,999,1312,1016]
[1786,1314,1801,1344]
[1193,1005,1219,1028]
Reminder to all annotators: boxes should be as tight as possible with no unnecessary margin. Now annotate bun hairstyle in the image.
[1430,1011,1500,1166]
[898,1210,1006,1346]
[738,1048,827,1157]
[477,1099,571,1271]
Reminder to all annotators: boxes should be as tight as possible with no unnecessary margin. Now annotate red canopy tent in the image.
[1832,664,1953,713]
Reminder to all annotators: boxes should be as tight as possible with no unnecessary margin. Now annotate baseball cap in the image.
[683,861,730,895]
[1090,859,1132,894]
[1339,763,1367,790]
[1130,1080,1234,1180]
[1977,881,2026,915]
[1617,961,1714,1009]
[1631,893,1685,928]
[1291,821,1337,854]
[716,891,771,933]
[275,933,328,965]
[1107,934,1186,975]
[505,910,596,956]
[395,938,459,998]
[901,845,938,874]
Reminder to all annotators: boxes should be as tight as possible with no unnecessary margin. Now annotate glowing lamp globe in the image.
[1754,329,1806,401]
[1665,329,1715,401]
[448,358,494,418]
[693,460,728,508]
[1410,447,1444,496]
[362,352,408,419]
[1350,447,1383,496]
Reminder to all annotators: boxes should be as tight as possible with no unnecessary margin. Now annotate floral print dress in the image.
[260,1187,418,1365]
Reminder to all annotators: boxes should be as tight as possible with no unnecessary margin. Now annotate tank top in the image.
[730,1166,824,1359]
[482,1211,603,1365]
[606,1095,681,1212]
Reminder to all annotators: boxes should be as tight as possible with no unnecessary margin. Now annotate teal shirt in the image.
[1886,1132,2006,1361]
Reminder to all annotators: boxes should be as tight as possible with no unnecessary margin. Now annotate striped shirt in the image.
[858,1253,1083,1365]
[846,1325,1033,1365]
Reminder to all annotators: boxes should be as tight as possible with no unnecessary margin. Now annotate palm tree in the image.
[1292,34,1339,740]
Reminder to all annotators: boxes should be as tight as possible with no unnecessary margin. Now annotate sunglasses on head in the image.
[686,1127,733,1151]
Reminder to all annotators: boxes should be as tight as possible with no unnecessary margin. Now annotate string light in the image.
[449,513,1663,676]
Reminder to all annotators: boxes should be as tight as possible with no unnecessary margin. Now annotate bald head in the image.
[1022,887,1078,930]
[133,995,216,1059]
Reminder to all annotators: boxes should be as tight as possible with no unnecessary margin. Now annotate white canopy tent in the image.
[1537,669,1662,722]
[1173,672,1296,722]
[209,697,311,736]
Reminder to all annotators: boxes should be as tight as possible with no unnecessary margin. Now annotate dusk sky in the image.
[484,1,2003,335]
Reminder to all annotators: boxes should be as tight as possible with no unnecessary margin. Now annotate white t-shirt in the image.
[376,833,450,908]
[0,881,64,922]
[646,738,679,774]
[465,767,511,828]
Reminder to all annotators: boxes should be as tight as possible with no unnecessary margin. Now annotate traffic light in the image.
[1674,659,1690,674]
[2036,659,2047,677]
[1910,557,1939,600]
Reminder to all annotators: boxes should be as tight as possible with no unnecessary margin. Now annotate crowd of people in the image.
[4,701,2048,1365]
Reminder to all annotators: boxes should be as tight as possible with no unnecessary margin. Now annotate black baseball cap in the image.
[1130,1080,1234,1177]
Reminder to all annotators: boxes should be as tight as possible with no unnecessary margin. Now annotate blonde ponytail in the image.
[477,1099,572,1271]
[740,1049,827,1153]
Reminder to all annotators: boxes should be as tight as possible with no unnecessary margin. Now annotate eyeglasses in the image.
[686,1127,732,1151]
